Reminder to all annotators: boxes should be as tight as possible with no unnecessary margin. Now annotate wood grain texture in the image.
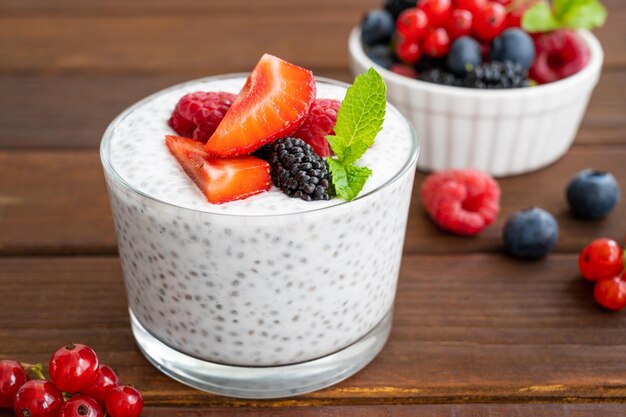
[1,147,625,256]
[1,255,626,407]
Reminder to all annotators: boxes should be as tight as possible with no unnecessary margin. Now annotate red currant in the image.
[418,0,453,28]
[447,9,473,39]
[396,8,429,41]
[454,0,487,14]
[395,37,422,64]
[390,63,418,78]
[13,380,64,417]
[0,360,28,408]
[473,2,507,41]
[579,238,624,282]
[49,343,99,393]
[105,386,144,417]
[81,364,120,406]
[59,396,103,417]
[594,275,626,311]
[422,28,451,58]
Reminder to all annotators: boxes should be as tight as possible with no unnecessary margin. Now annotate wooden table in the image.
[1,0,626,415]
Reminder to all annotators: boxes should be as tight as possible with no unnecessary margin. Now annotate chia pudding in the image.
[101,75,418,367]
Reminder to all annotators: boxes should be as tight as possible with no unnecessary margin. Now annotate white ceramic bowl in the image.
[349,28,603,177]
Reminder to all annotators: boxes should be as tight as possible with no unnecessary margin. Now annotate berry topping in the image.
[384,0,417,20]
[361,10,395,46]
[566,169,620,220]
[168,91,236,142]
[49,343,99,393]
[446,36,482,76]
[594,275,626,311]
[259,137,332,201]
[166,135,271,204]
[503,207,559,259]
[490,28,536,71]
[530,30,591,84]
[0,360,28,408]
[204,54,316,157]
[420,169,501,236]
[292,99,341,157]
[579,238,624,282]
[472,1,507,41]
[396,8,429,41]
[81,364,120,406]
[105,386,143,417]
[14,380,64,417]
[423,28,451,58]
[463,61,529,89]
[59,396,103,417]
[447,9,474,39]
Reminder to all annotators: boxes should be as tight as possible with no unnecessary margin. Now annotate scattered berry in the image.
[490,28,536,71]
[259,137,332,201]
[472,2,507,41]
[105,386,144,417]
[418,0,452,28]
[423,28,451,58]
[384,0,416,20]
[566,169,620,220]
[204,54,316,157]
[579,238,624,282]
[49,343,99,393]
[81,364,120,406]
[503,207,559,259]
[421,169,501,236]
[166,135,271,204]
[292,99,341,157]
[594,275,626,311]
[530,29,591,84]
[168,91,236,142]
[0,360,28,408]
[13,380,64,417]
[463,61,528,89]
[446,36,482,76]
[390,63,418,78]
[365,44,396,69]
[396,8,429,41]
[361,10,395,46]
[396,37,423,64]
[59,396,103,417]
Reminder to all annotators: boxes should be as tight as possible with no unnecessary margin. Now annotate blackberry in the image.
[418,68,462,87]
[383,0,415,20]
[463,61,529,89]
[259,138,332,201]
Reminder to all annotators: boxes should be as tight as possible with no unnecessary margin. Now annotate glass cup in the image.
[100,76,419,399]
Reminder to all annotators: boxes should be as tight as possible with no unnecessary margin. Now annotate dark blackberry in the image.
[418,68,463,87]
[414,55,446,74]
[259,138,332,201]
[384,0,416,20]
[463,61,529,89]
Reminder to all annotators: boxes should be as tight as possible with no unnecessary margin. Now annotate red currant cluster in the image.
[394,0,533,64]
[0,344,143,417]
[579,238,626,311]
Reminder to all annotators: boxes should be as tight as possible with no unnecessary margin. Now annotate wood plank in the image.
[2,255,626,406]
[1,146,626,255]
[0,0,623,73]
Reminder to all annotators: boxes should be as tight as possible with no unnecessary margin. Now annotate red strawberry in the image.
[166,135,270,204]
[168,91,237,142]
[204,54,316,157]
[292,99,340,157]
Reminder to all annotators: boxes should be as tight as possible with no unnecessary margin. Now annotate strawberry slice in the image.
[204,54,316,157]
[166,135,270,204]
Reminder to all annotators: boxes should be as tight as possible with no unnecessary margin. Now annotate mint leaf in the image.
[326,67,386,165]
[560,0,607,29]
[327,159,372,202]
[522,2,560,32]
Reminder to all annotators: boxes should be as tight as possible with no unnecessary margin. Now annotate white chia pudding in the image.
[101,75,418,367]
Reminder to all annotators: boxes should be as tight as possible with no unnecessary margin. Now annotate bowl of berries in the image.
[349,0,605,176]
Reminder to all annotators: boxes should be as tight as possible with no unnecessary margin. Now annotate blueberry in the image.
[503,208,559,259]
[566,169,620,219]
[365,44,395,69]
[490,29,535,71]
[446,36,482,76]
[361,10,395,46]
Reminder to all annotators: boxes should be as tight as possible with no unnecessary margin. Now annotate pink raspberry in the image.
[421,169,501,236]
[168,91,237,142]
[293,98,341,157]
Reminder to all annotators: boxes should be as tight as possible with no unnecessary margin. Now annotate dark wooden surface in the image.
[1,0,626,416]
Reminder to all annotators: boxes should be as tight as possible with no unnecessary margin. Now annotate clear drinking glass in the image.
[100,75,419,399]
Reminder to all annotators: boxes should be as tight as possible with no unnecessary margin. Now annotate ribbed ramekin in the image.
[349,28,603,177]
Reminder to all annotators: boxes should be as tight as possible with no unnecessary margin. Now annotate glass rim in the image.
[100,73,420,218]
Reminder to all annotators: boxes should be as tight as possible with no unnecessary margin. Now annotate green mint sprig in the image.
[522,0,607,33]
[326,67,386,201]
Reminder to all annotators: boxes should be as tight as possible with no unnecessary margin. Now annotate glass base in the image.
[130,309,392,399]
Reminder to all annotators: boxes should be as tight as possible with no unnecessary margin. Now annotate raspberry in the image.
[292,99,340,157]
[421,169,501,236]
[168,91,237,142]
